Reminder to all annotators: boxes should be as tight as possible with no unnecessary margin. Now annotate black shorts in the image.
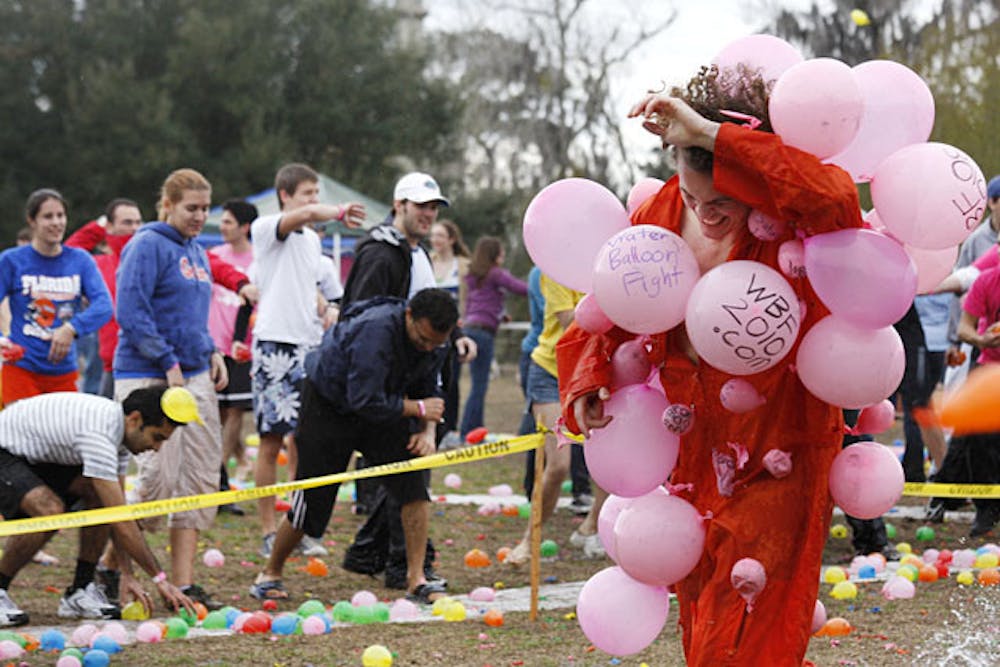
[287,379,430,538]
[217,355,253,410]
[0,448,82,520]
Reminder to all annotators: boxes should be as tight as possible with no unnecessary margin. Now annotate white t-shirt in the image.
[318,255,344,301]
[409,247,437,299]
[251,214,324,346]
[0,393,130,482]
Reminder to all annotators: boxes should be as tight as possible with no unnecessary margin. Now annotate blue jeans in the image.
[459,326,495,438]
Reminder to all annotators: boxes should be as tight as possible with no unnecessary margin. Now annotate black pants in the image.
[931,431,1000,516]
[843,409,888,554]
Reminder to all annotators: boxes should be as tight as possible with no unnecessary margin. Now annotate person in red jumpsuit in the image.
[557,68,863,666]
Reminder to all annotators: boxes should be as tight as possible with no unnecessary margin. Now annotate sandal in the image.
[249,578,289,601]
[405,581,448,605]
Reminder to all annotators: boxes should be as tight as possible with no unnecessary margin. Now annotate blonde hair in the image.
[157,168,211,220]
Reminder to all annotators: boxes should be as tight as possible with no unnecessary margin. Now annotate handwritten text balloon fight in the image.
[523,178,629,293]
[684,261,800,375]
[592,225,700,334]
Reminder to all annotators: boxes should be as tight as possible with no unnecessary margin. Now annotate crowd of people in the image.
[0,64,997,666]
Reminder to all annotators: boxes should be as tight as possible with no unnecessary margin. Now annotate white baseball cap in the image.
[393,172,450,206]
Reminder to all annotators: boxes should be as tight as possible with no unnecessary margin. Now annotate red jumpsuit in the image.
[557,124,862,666]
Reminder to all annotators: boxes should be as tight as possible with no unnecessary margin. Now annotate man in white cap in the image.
[339,172,476,589]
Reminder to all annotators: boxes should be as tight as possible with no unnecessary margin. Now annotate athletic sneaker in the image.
[569,529,606,559]
[0,590,29,627]
[297,535,329,557]
[58,582,121,620]
[181,584,223,611]
[568,494,594,516]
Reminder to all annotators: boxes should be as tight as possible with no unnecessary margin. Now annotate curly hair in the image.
[669,64,773,173]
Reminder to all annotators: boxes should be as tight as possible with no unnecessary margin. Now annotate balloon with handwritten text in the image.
[870,142,986,250]
[592,225,700,334]
[684,261,801,375]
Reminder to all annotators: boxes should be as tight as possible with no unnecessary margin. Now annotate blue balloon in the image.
[225,607,242,627]
[40,629,66,651]
[91,635,122,654]
[857,565,876,579]
[83,649,111,667]
[271,614,298,636]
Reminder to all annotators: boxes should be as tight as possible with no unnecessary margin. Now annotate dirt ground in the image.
[10,354,1000,665]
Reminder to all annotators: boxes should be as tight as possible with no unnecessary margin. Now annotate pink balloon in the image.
[610,338,652,389]
[769,58,863,159]
[57,658,82,667]
[829,441,904,519]
[597,494,634,563]
[351,590,377,607]
[952,549,976,569]
[827,60,935,183]
[574,293,614,334]
[592,225,701,334]
[795,315,905,409]
[922,548,940,564]
[719,378,766,413]
[626,177,665,214]
[468,586,496,602]
[684,260,801,375]
[730,558,767,611]
[71,623,99,647]
[100,622,128,645]
[712,34,804,87]
[811,600,827,634]
[301,615,326,635]
[135,621,163,643]
[661,403,694,436]
[854,399,895,435]
[881,575,916,600]
[584,385,677,497]
[803,228,917,328]
[523,178,629,292]
[906,244,959,294]
[576,566,670,656]
[748,210,788,241]
[613,492,705,586]
[777,239,805,279]
[871,142,986,250]
[389,598,420,621]
[203,548,224,568]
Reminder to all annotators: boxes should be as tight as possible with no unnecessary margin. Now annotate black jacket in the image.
[341,225,415,310]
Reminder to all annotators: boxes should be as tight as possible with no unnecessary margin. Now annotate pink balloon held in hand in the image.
[730,558,767,611]
[719,379,766,413]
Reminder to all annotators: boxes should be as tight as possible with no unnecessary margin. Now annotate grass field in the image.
[10,360,1000,665]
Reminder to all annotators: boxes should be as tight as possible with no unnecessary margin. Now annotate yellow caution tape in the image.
[0,433,544,537]
[903,482,1000,499]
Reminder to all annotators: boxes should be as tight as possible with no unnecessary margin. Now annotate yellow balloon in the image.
[245,433,260,447]
[850,9,871,26]
[431,596,453,616]
[897,564,919,582]
[823,566,847,584]
[975,553,1000,569]
[896,542,913,555]
[443,601,467,622]
[361,644,393,667]
[830,581,858,600]
[956,570,975,585]
[122,600,150,621]
[161,387,203,424]
[829,524,848,539]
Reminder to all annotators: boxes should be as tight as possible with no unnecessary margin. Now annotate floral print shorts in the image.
[252,340,310,437]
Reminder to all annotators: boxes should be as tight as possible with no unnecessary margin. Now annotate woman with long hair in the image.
[459,236,527,438]
[113,168,227,612]
[429,219,470,442]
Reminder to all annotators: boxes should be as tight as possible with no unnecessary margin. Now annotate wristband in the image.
[336,205,346,221]
[417,400,426,418]
[151,570,168,584]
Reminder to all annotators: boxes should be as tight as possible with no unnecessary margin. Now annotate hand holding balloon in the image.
[572,387,612,438]
[627,95,719,151]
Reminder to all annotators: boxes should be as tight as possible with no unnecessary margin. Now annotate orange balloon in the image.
[483,609,504,627]
[496,546,512,563]
[277,451,289,466]
[978,568,1000,586]
[20,633,38,651]
[464,548,491,568]
[305,557,329,576]
[194,602,208,620]
[939,365,1000,434]
[823,617,852,637]
[918,565,939,582]
[501,505,520,517]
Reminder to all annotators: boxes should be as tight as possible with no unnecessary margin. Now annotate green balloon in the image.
[373,602,390,622]
[352,606,377,624]
[298,599,326,618]
[62,648,85,660]
[916,526,936,541]
[165,617,189,638]
[331,600,354,622]
[202,610,228,629]
[561,480,572,493]
[885,523,897,539]
[517,503,532,519]
[178,606,198,626]
[0,630,25,647]
[540,539,559,558]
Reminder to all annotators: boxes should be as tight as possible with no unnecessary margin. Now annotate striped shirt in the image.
[0,393,130,481]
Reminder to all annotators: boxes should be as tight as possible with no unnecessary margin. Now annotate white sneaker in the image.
[58,582,120,619]
[0,589,28,627]
[297,535,329,557]
[569,530,606,559]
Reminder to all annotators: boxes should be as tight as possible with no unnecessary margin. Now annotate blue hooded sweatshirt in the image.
[114,222,214,378]
[0,244,112,375]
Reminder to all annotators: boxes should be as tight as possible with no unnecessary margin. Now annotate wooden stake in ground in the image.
[529,438,545,621]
